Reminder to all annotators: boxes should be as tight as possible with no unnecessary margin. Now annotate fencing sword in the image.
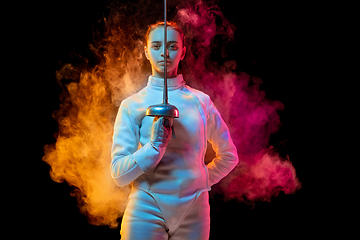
[145,0,179,137]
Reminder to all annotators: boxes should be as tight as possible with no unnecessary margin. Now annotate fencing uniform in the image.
[111,74,238,239]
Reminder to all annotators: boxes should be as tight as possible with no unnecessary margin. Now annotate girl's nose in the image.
[161,48,169,57]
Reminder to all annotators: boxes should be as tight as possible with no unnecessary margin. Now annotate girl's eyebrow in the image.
[151,41,178,44]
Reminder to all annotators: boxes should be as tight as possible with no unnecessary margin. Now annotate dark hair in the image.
[144,21,185,47]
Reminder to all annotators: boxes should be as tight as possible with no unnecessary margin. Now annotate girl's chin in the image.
[155,67,175,74]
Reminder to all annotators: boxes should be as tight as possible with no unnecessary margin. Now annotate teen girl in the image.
[111,21,239,240]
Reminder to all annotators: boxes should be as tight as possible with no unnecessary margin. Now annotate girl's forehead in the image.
[148,27,182,42]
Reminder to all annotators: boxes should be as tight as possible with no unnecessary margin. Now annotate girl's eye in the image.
[152,45,160,50]
[169,45,178,50]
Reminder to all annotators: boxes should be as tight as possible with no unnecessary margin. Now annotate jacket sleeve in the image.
[206,98,239,186]
[110,101,166,187]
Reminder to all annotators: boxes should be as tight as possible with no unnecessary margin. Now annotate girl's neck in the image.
[152,69,178,79]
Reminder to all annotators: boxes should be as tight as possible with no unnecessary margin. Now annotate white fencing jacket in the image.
[111,74,238,231]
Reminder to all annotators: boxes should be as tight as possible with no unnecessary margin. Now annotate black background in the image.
[21,0,327,239]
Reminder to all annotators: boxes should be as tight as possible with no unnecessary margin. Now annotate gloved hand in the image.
[150,116,174,150]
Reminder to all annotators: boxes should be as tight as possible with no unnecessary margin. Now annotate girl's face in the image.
[145,26,186,78]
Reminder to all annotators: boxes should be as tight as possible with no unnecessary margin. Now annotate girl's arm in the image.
[110,101,169,187]
[206,99,239,186]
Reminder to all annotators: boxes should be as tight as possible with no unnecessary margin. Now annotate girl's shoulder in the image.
[184,85,212,106]
[119,86,148,108]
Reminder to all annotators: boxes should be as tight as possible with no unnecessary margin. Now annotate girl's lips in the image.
[158,61,171,66]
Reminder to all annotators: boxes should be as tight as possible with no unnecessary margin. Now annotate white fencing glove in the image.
[150,116,174,150]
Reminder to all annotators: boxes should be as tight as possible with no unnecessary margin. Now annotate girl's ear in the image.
[144,46,150,60]
[180,46,186,60]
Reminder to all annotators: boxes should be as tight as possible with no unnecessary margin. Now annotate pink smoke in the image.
[222,149,300,203]
[175,1,301,202]
[43,0,301,227]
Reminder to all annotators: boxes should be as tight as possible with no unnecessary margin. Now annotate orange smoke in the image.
[43,0,301,229]
[43,15,148,228]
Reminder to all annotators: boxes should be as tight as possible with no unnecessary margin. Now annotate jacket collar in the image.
[147,74,185,91]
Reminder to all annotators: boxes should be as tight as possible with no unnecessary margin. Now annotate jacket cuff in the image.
[111,163,144,187]
[134,142,166,174]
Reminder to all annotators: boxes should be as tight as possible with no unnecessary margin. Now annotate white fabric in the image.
[111,74,238,234]
[120,189,210,240]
